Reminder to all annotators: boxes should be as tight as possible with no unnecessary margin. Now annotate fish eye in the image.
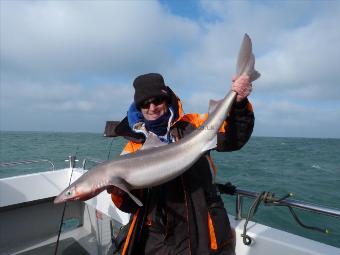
[66,190,72,196]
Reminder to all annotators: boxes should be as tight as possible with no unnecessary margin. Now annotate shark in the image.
[54,33,260,206]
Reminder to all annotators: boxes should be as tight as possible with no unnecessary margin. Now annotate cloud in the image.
[1,1,200,80]
[169,1,340,99]
[0,74,135,134]
[1,79,133,115]
[185,91,222,114]
[0,0,200,131]
[1,0,340,137]
[167,1,340,138]
[252,98,340,138]
[258,13,340,100]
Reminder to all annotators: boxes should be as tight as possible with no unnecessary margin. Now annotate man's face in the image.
[140,97,168,121]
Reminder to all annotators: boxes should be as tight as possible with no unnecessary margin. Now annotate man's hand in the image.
[232,75,252,102]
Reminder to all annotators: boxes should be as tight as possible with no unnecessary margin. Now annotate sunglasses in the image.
[139,97,166,109]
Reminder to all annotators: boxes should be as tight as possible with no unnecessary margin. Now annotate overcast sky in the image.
[1,0,339,138]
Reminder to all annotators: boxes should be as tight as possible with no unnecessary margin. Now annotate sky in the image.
[1,0,340,138]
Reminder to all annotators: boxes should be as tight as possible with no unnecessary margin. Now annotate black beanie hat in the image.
[133,73,169,107]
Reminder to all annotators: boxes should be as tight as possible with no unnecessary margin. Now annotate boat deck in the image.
[15,227,92,255]
[1,167,340,255]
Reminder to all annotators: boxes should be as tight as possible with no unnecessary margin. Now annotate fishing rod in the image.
[54,137,114,254]
[54,149,79,255]
[107,137,115,160]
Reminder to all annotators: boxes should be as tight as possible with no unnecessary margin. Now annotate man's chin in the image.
[146,114,161,120]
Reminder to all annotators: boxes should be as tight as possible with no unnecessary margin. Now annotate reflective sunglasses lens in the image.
[140,97,164,109]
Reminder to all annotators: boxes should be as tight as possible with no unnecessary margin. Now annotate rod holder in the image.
[65,155,78,169]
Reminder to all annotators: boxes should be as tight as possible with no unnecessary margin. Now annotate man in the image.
[109,73,254,254]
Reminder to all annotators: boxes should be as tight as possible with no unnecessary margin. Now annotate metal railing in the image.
[234,188,340,220]
[0,155,104,172]
[217,183,340,245]
[0,159,55,171]
[65,155,79,169]
[82,157,104,170]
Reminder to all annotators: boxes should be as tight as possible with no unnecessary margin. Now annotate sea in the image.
[1,131,339,248]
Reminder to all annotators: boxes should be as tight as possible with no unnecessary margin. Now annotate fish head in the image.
[54,181,106,204]
[54,185,80,204]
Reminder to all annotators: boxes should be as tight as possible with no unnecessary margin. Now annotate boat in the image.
[1,156,340,255]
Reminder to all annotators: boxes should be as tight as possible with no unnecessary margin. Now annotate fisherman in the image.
[108,73,254,255]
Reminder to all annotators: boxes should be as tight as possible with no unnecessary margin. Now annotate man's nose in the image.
[149,103,156,111]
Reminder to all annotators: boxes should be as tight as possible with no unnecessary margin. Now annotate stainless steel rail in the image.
[65,155,78,169]
[0,159,55,171]
[235,188,340,220]
[82,158,104,170]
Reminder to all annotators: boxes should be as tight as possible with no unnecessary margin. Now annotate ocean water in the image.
[1,131,340,248]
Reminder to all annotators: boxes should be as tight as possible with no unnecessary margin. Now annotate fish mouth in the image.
[54,194,81,204]
[54,186,106,204]
[54,196,65,204]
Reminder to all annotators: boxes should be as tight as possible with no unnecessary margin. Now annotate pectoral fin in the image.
[208,99,222,114]
[140,132,167,151]
[111,178,143,207]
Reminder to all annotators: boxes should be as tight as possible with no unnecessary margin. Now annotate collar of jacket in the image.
[114,86,184,143]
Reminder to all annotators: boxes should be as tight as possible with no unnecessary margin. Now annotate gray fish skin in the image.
[54,34,260,206]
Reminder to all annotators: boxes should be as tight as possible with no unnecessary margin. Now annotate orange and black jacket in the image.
[111,87,254,254]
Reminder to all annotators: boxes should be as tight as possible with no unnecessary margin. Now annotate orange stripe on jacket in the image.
[121,208,140,255]
[208,212,218,250]
[121,141,142,154]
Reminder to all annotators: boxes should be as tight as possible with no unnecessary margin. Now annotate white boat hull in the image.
[1,168,339,255]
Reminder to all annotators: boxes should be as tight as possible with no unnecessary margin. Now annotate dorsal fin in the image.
[199,99,221,152]
[208,99,223,114]
[140,132,167,151]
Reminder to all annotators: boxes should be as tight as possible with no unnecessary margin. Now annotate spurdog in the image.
[54,34,260,206]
